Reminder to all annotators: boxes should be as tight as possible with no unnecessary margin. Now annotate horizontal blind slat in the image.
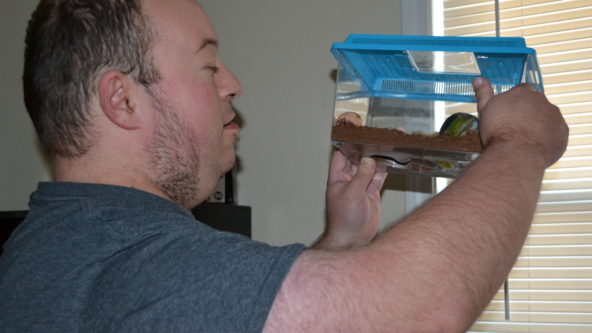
[445,23,496,36]
[492,290,592,302]
[544,70,592,85]
[479,310,592,324]
[533,211,592,223]
[541,59,592,75]
[538,189,592,201]
[544,167,592,180]
[522,245,592,256]
[470,322,592,333]
[549,156,592,169]
[563,113,592,125]
[538,50,592,66]
[504,279,592,290]
[504,8,592,28]
[444,0,491,10]
[536,201,592,213]
[565,135,592,148]
[554,103,592,116]
[519,0,592,6]
[526,28,592,46]
[562,124,592,136]
[508,17,592,37]
[510,267,592,278]
[525,235,592,246]
[556,146,592,159]
[546,92,592,105]
[534,39,592,54]
[530,222,592,234]
[514,256,592,268]
[545,81,592,96]
[518,1,592,16]
[485,299,592,312]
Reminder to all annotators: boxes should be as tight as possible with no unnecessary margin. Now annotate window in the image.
[434,0,592,332]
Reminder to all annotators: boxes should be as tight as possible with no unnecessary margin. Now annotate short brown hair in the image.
[23,0,160,157]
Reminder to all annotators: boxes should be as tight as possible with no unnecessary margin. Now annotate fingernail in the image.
[361,157,374,168]
[473,77,483,88]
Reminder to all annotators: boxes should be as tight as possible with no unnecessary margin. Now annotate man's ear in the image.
[98,70,142,130]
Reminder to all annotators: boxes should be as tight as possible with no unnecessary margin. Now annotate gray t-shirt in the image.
[0,182,304,332]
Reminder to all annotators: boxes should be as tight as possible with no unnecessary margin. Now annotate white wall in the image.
[199,0,409,245]
[0,0,411,246]
[0,0,51,211]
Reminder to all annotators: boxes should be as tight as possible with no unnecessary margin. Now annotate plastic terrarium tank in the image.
[330,34,543,178]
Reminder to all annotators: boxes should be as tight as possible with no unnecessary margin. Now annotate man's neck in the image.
[52,154,170,203]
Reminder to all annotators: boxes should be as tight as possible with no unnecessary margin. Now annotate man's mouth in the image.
[223,122,240,130]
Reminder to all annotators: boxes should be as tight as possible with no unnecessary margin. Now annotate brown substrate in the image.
[332,123,483,153]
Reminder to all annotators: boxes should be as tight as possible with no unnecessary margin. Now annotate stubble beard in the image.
[146,92,201,207]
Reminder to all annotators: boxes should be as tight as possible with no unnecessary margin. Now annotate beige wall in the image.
[0,0,409,246]
[0,0,51,211]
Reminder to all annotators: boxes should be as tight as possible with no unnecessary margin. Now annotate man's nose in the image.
[217,62,243,100]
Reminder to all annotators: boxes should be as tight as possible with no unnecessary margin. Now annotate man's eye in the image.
[207,66,219,74]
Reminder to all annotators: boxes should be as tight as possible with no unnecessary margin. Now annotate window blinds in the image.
[439,0,592,332]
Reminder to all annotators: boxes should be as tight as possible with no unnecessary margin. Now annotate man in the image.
[0,0,568,332]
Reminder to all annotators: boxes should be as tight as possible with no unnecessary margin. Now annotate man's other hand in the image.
[473,78,569,168]
[314,151,387,249]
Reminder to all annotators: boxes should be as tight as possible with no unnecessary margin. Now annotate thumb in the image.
[473,77,494,115]
[328,150,350,184]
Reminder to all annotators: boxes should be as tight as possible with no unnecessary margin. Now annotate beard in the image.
[146,91,201,207]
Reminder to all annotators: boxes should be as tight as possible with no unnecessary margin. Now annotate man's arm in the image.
[264,79,569,332]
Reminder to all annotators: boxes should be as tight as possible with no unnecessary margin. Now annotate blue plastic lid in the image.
[331,34,543,103]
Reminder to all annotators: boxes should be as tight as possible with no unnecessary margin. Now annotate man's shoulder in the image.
[1,182,306,333]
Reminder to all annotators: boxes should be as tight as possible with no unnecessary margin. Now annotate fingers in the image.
[346,157,378,194]
[473,77,494,114]
[367,170,387,196]
[328,150,349,183]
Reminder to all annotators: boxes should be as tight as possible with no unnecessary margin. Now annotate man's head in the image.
[23,0,243,208]
[23,0,160,158]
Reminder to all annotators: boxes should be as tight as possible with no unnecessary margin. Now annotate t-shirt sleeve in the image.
[82,223,305,333]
